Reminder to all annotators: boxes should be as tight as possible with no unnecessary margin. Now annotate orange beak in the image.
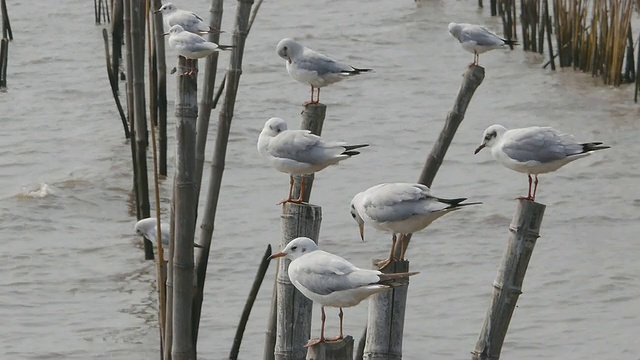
[474,144,485,154]
[359,223,365,241]
[268,252,286,260]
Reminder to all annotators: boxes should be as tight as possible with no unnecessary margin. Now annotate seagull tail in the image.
[343,67,373,76]
[217,44,236,51]
[341,144,369,157]
[378,271,420,287]
[503,38,519,50]
[581,142,610,153]
[437,197,482,209]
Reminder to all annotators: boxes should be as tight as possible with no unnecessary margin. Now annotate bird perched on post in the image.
[155,2,222,35]
[163,24,234,75]
[474,124,610,201]
[448,22,518,66]
[276,38,372,105]
[269,237,418,346]
[258,117,368,204]
[350,183,481,269]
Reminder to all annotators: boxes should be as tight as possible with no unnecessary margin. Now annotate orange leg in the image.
[315,87,321,103]
[304,86,316,106]
[305,306,327,347]
[291,176,305,204]
[516,174,534,201]
[531,175,539,201]
[399,234,409,260]
[375,234,397,270]
[279,176,295,205]
[326,308,344,341]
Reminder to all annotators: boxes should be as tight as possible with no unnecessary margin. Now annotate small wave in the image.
[16,183,56,199]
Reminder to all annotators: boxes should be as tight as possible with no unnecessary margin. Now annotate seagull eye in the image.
[291,246,297,251]
[351,213,356,219]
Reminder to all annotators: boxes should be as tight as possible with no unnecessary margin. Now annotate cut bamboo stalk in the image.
[362,260,410,360]
[101,28,129,138]
[171,55,199,360]
[471,200,546,360]
[291,103,327,203]
[275,203,322,360]
[229,245,273,360]
[193,0,255,349]
[194,0,224,200]
[306,336,354,360]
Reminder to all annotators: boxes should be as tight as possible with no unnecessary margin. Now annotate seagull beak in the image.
[287,57,292,64]
[268,252,286,260]
[474,144,485,154]
[153,9,160,14]
[359,223,365,242]
[163,32,169,36]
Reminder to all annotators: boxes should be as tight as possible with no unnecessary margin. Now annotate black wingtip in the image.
[438,197,483,208]
[504,39,519,50]
[343,144,369,151]
[581,142,611,152]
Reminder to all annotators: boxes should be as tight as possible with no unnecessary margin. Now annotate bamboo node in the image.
[492,281,523,294]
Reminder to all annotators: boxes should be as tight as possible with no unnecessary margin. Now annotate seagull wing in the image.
[501,127,576,163]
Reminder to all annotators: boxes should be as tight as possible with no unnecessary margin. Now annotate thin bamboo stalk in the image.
[194,0,224,203]
[111,0,123,94]
[0,38,7,89]
[544,0,556,70]
[171,55,199,360]
[101,28,129,138]
[264,270,278,360]
[192,0,256,349]
[1,0,12,40]
[164,201,176,360]
[229,245,273,359]
[147,0,158,130]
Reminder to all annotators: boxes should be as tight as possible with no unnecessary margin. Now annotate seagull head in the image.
[349,193,366,241]
[134,218,157,239]
[261,117,288,137]
[448,22,461,38]
[163,24,185,37]
[475,124,507,154]
[156,2,176,14]
[276,38,302,64]
[268,237,319,261]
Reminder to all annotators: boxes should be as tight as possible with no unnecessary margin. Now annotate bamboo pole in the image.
[194,0,224,201]
[147,0,157,130]
[229,245,273,360]
[635,28,640,102]
[111,0,123,94]
[101,28,129,138]
[275,203,322,360]
[131,0,152,230]
[264,270,278,360]
[471,200,545,360]
[151,0,167,175]
[544,0,556,70]
[171,55,199,360]
[0,38,7,90]
[418,66,485,187]
[0,0,11,41]
[164,201,176,360]
[307,336,354,360]
[291,103,327,203]
[192,0,256,349]
[490,0,497,16]
[362,260,410,360]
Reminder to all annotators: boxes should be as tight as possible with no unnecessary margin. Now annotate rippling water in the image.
[1,0,639,359]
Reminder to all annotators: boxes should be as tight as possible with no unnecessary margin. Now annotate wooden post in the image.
[418,65,485,187]
[362,260,410,360]
[171,56,198,360]
[471,200,546,360]
[306,336,354,360]
[275,202,322,360]
[291,103,327,203]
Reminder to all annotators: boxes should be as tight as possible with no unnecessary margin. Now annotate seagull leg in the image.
[399,234,409,260]
[291,176,306,204]
[516,174,533,200]
[531,175,539,201]
[316,87,321,104]
[326,308,344,341]
[375,234,397,270]
[278,176,295,204]
[304,86,316,106]
[305,306,326,347]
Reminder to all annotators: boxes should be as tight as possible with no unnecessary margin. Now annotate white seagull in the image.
[258,117,368,204]
[269,237,418,346]
[448,22,518,66]
[276,38,371,105]
[350,183,481,269]
[155,2,222,35]
[163,25,233,75]
[475,124,610,201]
[134,218,169,247]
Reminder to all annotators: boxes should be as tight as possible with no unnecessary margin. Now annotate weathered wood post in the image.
[171,55,199,360]
[306,335,354,360]
[358,65,486,360]
[471,200,545,360]
[275,202,322,360]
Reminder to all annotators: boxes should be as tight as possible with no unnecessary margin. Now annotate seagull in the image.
[134,217,203,249]
[474,124,610,201]
[163,25,233,75]
[258,117,368,204]
[155,2,222,35]
[448,22,518,66]
[276,38,372,105]
[350,183,481,269]
[268,237,418,346]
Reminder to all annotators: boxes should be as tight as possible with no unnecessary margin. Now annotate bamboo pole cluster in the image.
[94,0,110,24]
[551,0,633,85]
[520,0,543,53]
